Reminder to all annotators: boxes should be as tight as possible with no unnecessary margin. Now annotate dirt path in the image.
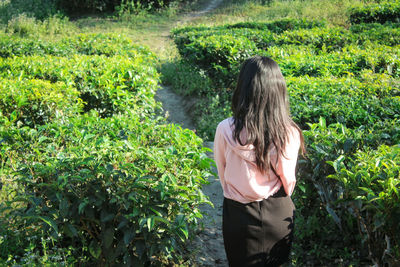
[154,0,228,266]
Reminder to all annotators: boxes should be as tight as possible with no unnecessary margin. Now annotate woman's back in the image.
[214,56,304,267]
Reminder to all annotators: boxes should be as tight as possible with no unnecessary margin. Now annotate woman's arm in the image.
[214,124,227,186]
[276,129,301,196]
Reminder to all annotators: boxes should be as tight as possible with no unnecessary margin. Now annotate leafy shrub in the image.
[0,32,212,265]
[3,111,211,265]
[287,74,400,129]
[0,33,155,59]
[171,18,400,265]
[180,34,257,85]
[329,144,400,267]
[0,53,159,118]
[349,1,400,24]
[0,78,82,127]
[5,13,38,37]
[293,118,400,265]
[350,22,400,46]
[225,18,326,33]
[272,43,399,78]
[275,27,355,51]
[172,18,325,36]
[174,22,400,88]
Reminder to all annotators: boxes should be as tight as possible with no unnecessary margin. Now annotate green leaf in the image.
[89,240,101,259]
[100,210,115,223]
[37,216,59,233]
[123,230,135,245]
[147,217,154,231]
[64,223,78,237]
[59,198,69,217]
[102,227,115,249]
[78,201,88,215]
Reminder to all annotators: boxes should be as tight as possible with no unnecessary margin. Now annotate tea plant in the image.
[0,78,82,127]
[328,145,400,266]
[0,33,212,265]
[170,17,400,264]
[349,0,400,24]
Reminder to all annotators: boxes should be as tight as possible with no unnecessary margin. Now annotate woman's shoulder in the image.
[286,125,301,149]
[217,117,234,131]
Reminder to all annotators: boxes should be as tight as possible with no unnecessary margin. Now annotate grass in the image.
[183,0,367,27]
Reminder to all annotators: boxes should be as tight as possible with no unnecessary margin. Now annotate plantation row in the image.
[0,34,212,265]
[167,17,400,265]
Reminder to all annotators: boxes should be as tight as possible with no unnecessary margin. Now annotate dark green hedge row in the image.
[172,18,326,36]
[296,119,400,265]
[173,21,400,85]
[0,78,82,127]
[287,74,400,129]
[349,0,400,24]
[0,33,211,265]
[0,54,159,119]
[0,35,160,119]
[170,19,400,265]
[1,111,211,265]
[173,19,327,54]
[349,22,400,46]
[0,33,154,58]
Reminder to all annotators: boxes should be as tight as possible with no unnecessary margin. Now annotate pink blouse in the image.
[213,117,301,204]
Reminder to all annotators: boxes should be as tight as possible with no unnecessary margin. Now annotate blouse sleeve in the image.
[276,129,301,196]
[213,123,227,186]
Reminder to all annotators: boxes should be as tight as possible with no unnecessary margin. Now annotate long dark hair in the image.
[232,56,305,173]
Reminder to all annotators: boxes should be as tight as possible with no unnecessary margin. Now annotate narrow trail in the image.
[154,0,228,266]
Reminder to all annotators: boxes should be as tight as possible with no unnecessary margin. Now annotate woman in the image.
[214,56,305,267]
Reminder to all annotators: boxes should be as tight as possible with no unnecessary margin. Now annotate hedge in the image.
[0,54,159,118]
[1,111,212,265]
[170,18,400,265]
[0,33,212,265]
[0,33,155,59]
[329,144,400,266]
[349,1,400,24]
[0,78,82,127]
[286,74,400,129]
[173,21,400,86]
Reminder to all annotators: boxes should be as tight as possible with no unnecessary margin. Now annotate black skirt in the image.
[222,187,295,267]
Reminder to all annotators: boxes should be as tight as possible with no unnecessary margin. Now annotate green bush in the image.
[328,144,400,266]
[180,34,257,85]
[0,33,155,58]
[160,60,213,97]
[172,18,325,37]
[0,78,82,127]
[174,22,400,87]
[287,73,400,129]
[2,111,211,265]
[171,19,400,265]
[0,54,159,118]
[350,22,400,46]
[225,18,326,33]
[293,118,400,265]
[349,1,400,24]
[0,32,212,265]
[275,26,355,51]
